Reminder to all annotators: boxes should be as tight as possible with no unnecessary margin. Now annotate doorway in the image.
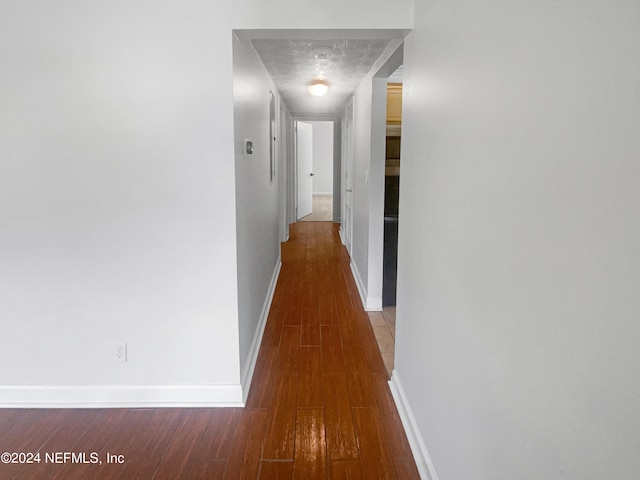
[296,120,335,222]
[367,59,403,376]
[383,77,402,308]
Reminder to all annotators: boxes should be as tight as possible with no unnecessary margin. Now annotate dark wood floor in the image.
[0,222,419,479]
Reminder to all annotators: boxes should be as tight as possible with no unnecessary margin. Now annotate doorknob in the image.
[310,173,315,176]
[346,188,352,192]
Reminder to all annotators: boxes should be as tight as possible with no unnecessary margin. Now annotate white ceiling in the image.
[243,30,407,115]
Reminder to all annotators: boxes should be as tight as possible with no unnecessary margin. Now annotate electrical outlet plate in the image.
[115,343,127,362]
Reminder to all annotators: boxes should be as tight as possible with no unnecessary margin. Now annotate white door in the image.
[343,101,354,253]
[296,121,313,220]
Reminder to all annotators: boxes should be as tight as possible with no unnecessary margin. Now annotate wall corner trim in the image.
[388,370,440,480]
[240,257,282,403]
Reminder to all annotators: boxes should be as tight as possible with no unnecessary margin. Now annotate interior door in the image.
[296,121,313,220]
[343,102,354,253]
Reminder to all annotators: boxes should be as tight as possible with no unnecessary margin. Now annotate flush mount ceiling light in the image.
[307,79,329,96]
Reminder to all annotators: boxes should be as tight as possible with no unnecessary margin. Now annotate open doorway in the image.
[367,59,404,377]
[296,120,335,222]
[382,72,402,308]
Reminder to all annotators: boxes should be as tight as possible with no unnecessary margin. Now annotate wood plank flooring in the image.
[0,222,419,479]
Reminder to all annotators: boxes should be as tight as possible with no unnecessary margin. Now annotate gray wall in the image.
[396,0,640,478]
[232,34,282,393]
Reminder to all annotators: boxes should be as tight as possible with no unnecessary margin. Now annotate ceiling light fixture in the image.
[308,79,329,96]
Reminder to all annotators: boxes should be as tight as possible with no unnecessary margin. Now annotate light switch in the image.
[244,138,254,155]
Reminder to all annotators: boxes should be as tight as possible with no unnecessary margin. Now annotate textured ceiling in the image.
[251,38,392,115]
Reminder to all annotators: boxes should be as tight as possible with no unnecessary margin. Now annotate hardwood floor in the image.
[0,222,419,479]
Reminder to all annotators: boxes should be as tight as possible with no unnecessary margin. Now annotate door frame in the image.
[279,97,292,242]
[295,121,314,220]
[367,43,404,309]
[341,97,355,254]
[289,113,341,225]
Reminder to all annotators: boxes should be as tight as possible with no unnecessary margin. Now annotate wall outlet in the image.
[115,343,127,362]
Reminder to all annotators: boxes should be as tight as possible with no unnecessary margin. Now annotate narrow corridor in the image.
[239,222,419,478]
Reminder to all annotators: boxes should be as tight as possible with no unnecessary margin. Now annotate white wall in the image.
[350,78,374,305]
[0,0,413,406]
[0,2,241,405]
[395,1,640,479]
[229,0,412,29]
[232,34,282,396]
[349,43,403,310]
[309,122,334,195]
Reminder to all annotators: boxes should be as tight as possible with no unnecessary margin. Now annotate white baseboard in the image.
[313,191,333,196]
[349,261,382,311]
[388,371,440,480]
[339,227,347,246]
[240,258,282,404]
[0,384,244,408]
[366,297,383,311]
[349,261,367,309]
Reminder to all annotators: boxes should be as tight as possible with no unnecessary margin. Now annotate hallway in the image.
[242,221,419,478]
[0,222,419,479]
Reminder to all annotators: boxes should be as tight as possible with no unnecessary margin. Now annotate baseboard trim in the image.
[349,261,367,309]
[388,371,440,480]
[240,258,282,404]
[349,261,382,311]
[0,384,244,408]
